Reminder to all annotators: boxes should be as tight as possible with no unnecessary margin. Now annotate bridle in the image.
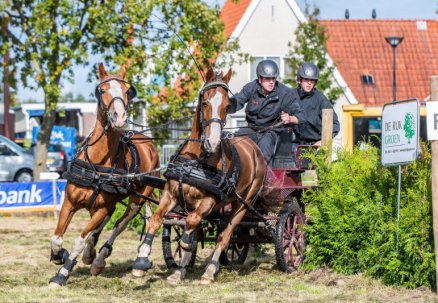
[197,77,230,142]
[94,76,137,118]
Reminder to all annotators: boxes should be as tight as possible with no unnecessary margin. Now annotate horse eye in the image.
[100,88,106,94]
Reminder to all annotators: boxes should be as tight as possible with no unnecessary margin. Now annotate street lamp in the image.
[385,36,404,101]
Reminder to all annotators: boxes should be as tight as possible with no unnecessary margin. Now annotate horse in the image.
[130,68,266,284]
[48,63,160,287]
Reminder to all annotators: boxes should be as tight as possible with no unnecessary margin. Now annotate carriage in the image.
[158,131,319,274]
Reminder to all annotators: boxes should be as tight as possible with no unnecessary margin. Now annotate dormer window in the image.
[361,74,374,85]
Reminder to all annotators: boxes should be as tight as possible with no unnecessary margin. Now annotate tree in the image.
[284,5,343,103]
[1,0,237,179]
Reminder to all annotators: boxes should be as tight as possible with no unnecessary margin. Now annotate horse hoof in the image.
[200,277,214,285]
[82,249,96,265]
[48,273,66,287]
[48,282,62,288]
[50,248,69,265]
[167,272,182,285]
[132,269,146,278]
[90,265,104,276]
[133,257,152,271]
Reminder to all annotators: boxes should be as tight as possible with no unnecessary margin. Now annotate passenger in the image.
[291,62,340,146]
[231,59,305,163]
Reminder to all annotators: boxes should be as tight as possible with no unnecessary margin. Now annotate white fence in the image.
[160,144,178,168]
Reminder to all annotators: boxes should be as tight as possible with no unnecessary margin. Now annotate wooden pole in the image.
[431,75,438,292]
[321,108,334,162]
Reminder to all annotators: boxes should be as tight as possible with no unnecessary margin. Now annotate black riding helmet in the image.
[256,59,279,78]
[297,62,319,81]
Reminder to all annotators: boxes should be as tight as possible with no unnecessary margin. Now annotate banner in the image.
[0,180,67,212]
[32,125,77,160]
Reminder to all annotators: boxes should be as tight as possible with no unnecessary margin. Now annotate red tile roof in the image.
[320,20,438,105]
[220,0,252,38]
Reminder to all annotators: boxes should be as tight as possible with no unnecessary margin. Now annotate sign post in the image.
[381,98,419,250]
[40,172,61,218]
[428,76,438,292]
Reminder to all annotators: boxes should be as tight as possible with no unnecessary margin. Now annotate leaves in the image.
[284,5,343,104]
[303,141,434,288]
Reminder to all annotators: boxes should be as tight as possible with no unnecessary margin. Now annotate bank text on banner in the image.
[0,180,67,213]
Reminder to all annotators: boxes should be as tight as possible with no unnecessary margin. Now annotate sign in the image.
[40,172,60,180]
[32,125,77,160]
[0,180,67,212]
[381,99,419,166]
[426,101,438,140]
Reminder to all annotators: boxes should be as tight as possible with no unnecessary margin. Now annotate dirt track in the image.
[0,212,437,303]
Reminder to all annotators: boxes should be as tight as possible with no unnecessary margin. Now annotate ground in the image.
[0,211,437,303]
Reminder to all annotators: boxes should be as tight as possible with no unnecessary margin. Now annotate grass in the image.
[0,212,437,302]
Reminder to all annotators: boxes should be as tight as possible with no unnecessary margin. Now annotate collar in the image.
[298,86,315,99]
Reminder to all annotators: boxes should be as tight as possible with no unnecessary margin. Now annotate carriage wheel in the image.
[274,201,306,273]
[162,224,197,269]
[219,242,249,266]
[219,227,249,266]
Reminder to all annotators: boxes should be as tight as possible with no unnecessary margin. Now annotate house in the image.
[220,0,357,150]
[320,19,437,149]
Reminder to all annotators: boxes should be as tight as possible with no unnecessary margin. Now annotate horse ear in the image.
[119,64,126,79]
[98,63,108,79]
[222,68,232,84]
[205,68,215,82]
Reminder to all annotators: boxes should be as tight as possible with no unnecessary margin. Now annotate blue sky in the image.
[18,0,436,102]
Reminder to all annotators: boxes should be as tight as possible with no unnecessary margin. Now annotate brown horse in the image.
[131,68,266,284]
[48,63,159,287]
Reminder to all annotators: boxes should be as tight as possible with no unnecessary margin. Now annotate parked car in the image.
[0,135,34,182]
[47,144,68,175]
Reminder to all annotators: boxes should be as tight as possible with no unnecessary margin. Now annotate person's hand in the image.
[281,111,298,124]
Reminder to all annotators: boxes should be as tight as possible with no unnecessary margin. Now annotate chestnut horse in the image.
[131,68,266,284]
[48,63,159,287]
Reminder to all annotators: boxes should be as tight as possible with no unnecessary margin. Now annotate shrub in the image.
[302,142,434,288]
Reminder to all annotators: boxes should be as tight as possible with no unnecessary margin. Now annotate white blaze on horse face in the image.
[206,91,223,152]
[108,80,127,128]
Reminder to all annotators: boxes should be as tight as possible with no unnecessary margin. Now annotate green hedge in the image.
[105,200,148,235]
[302,143,435,288]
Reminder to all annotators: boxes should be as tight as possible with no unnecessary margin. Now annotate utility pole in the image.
[431,75,438,293]
[1,16,11,139]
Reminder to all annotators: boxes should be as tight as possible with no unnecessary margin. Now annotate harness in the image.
[63,76,143,210]
[63,133,141,209]
[163,77,242,213]
[164,137,240,213]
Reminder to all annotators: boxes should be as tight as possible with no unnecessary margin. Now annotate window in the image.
[249,56,281,81]
[0,143,13,156]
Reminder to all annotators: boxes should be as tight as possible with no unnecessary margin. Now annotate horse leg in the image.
[50,196,77,265]
[200,203,247,285]
[90,199,143,275]
[82,214,111,265]
[167,198,215,285]
[49,206,111,287]
[132,191,176,278]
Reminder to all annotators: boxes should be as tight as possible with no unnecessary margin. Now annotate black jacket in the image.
[234,80,305,128]
[292,87,340,143]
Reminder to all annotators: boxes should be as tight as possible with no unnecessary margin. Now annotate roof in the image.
[219,0,358,104]
[220,0,252,38]
[320,19,438,106]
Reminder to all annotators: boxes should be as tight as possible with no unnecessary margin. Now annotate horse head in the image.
[95,63,137,130]
[199,68,233,154]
